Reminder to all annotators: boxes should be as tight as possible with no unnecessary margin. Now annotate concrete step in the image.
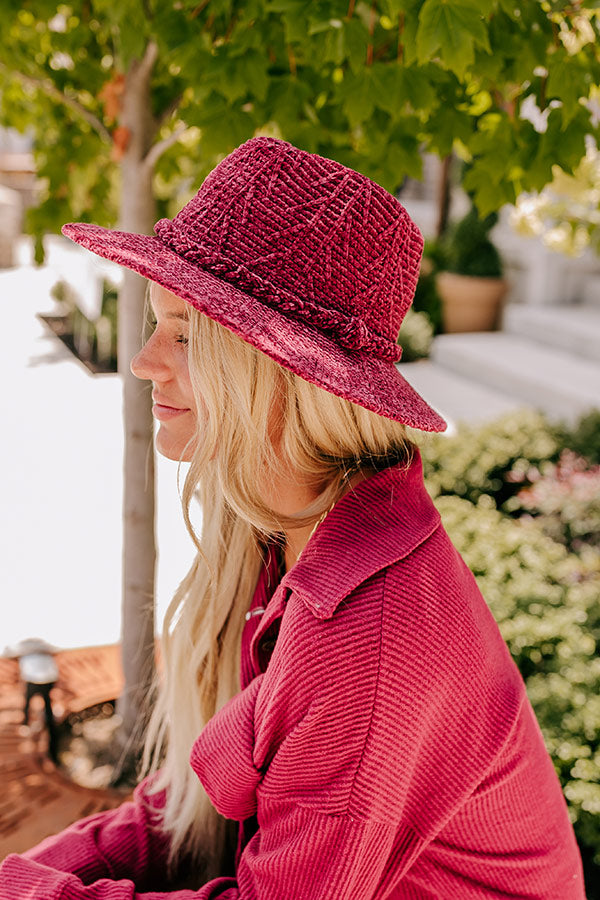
[502,303,600,363]
[431,332,600,426]
[397,359,529,434]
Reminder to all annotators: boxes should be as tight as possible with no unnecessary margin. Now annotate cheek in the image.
[175,355,195,407]
[179,362,208,421]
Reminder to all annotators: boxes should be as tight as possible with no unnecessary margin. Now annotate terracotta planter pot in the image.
[436,271,508,333]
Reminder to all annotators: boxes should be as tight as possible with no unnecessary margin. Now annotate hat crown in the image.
[154,138,423,360]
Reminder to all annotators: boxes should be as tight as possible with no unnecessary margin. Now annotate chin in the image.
[156,429,195,463]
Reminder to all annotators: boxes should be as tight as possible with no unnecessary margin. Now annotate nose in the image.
[130,333,169,381]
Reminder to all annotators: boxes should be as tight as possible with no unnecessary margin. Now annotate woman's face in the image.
[130,284,197,461]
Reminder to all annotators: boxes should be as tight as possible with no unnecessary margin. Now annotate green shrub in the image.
[553,409,600,466]
[434,493,600,861]
[397,308,434,361]
[417,408,561,508]
[412,241,443,334]
[440,207,503,278]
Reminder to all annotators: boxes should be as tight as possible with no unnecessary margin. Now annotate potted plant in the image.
[435,206,508,333]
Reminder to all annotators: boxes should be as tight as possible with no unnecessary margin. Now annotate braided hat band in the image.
[62,137,447,432]
[153,220,403,362]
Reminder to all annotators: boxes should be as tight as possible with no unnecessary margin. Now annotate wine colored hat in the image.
[62,136,446,432]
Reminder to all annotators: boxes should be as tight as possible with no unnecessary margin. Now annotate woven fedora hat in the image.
[62,136,446,432]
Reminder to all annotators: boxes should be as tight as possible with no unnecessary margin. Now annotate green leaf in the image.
[462,0,494,13]
[270,0,312,44]
[416,0,491,77]
[98,0,151,69]
[400,64,437,111]
[547,57,589,128]
[400,4,421,67]
[371,63,436,118]
[262,75,312,129]
[426,102,473,156]
[336,68,378,127]
[385,123,423,182]
[0,0,597,254]
[545,105,591,172]
[380,0,424,13]
[526,107,590,192]
[482,12,538,83]
[462,164,514,217]
[199,103,255,155]
[343,18,370,73]
[310,26,345,66]
[152,5,198,54]
[267,0,307,10]
[496,0,524,17]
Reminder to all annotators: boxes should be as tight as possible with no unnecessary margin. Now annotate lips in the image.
[152,396,191,420]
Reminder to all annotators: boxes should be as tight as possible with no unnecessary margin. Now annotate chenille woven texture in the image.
[1,452,585,899]
[61,137,446,432]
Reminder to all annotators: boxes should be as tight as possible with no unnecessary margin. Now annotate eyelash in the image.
[148,319,188,346]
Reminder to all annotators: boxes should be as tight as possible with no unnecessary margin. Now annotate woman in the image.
[0,137,584,898]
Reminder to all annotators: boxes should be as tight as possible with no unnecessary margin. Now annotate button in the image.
[245,607,266,621]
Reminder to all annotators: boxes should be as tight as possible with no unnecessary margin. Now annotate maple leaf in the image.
[111,125,131,161]
[98,73,126,121]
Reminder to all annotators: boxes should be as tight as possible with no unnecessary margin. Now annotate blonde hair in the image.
[141,306,417,878]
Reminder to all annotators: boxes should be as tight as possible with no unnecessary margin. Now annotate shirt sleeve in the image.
[8,775,172,889]
[0,812,400,900]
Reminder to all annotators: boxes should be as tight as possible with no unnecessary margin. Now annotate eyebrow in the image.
[147,298,190,322]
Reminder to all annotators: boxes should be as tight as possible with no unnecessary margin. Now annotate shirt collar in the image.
[280,448,441,620]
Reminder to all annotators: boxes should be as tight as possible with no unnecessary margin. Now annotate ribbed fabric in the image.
[0,451,585,898]
[239,542,282,692]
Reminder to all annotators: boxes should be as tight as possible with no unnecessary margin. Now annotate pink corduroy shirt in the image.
[0,450,586,898]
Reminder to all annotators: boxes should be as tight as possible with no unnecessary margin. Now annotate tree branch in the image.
[191,0,211,19]
[366,0,376,67]
[131,41,158,89]
[224,13,238,41]
[142,122,190,171]
[137,40,159,82]
[287,44,297,77]
[157,92,183,129]
[0,61,111,143]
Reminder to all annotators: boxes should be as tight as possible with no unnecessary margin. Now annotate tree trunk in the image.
[436,154,452,239]
[112,44,159,782]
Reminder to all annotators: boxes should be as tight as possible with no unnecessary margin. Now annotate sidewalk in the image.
[1,238,196,650]
[0,645,126,858]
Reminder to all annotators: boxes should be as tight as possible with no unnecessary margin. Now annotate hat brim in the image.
[62,222,447,432]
